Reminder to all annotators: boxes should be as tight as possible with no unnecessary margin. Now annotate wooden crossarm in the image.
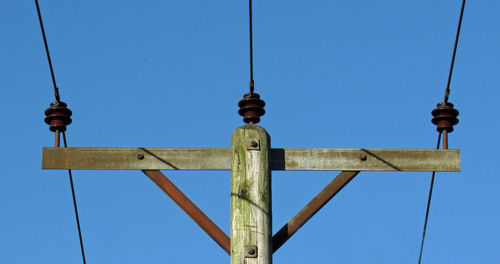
[42,147,460,172]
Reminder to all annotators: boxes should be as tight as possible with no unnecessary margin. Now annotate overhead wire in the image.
[417,133,441,264]
[418,1,466,263]
[444,0,467,103]
[63,132,87,264]
[35,1,87,263]
[238,0,265,124]
[248,0,254,94]
[34,0,60,102]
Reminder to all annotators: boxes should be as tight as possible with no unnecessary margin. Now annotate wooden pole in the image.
[231,124,272,264]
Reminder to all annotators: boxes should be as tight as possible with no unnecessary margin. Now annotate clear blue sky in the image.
[1,0,499,263]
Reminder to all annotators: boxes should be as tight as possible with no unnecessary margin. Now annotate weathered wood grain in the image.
[231,124,272,264]
[43,147,460,171]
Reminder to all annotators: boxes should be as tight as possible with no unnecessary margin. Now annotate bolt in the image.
[359,154,367,161]
[239,188,247,197]
[137,153,144,160]
[250,141,258,148]
[247,247,256,255]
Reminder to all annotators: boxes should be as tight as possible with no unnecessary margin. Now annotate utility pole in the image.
[231,124,272,263]
[42,118,459,264]
[42,83,460,264]
[37,0,465,262]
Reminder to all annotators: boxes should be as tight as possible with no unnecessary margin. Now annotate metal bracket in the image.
[244,245,258,258]
[247,140,260,150]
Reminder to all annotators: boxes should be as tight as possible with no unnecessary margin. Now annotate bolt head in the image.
[247,248,255,255]
[250,141,258,148]
[359,154,367,161]
[137,153,144,160]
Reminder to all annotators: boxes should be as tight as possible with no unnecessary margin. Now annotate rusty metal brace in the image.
[142,170,231,255]
[272,171,359,253]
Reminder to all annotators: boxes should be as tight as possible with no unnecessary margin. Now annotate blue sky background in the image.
[1,0,499,263]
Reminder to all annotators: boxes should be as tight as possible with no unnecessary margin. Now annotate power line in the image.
[63,132,87,264]
[249,0,254,94]
[34,0,60,102]
[35,1,87,263]
[444,0,467,103]
[418,133,441,264]
[238,0,265,124]
[418,1,466,262]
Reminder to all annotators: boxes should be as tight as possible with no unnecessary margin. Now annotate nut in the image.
[137,153,145,160]
[359,154,367,161]
[244,245,257,258]
[250,141,258,148]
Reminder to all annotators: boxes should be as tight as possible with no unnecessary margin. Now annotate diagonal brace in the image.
[142,170,231,255]
[272,171,359,253]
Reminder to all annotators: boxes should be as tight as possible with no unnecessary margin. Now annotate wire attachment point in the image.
[249,80,255,94]
[45,101,72,132]
[238,93,265,124]
[431,102,459,133]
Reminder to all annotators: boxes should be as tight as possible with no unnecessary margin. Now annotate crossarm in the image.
[42,147,460,171]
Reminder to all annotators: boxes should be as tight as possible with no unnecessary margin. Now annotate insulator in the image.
[432,102,459,132]
[238,93,265,124]
[45,101,72,132]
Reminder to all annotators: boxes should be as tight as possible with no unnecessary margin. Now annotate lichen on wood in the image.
[231,124,272,264]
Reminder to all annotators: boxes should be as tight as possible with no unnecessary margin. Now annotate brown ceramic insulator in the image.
[238,93,265,124]
[44,101,72,132]
[432,102,459,133]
